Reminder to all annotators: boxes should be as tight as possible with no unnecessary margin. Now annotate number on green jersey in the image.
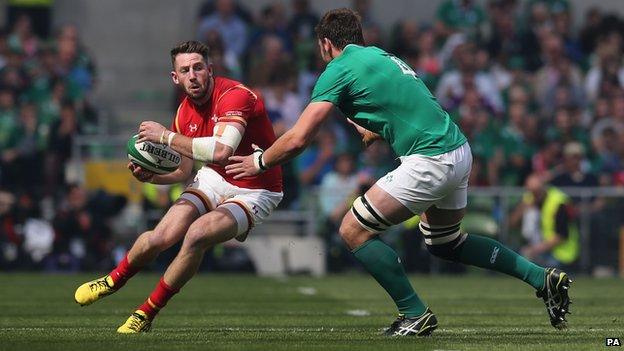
[388,55,417,79]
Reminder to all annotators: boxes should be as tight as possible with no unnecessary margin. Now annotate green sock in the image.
[458,234,546,290]
[352,238,426,317]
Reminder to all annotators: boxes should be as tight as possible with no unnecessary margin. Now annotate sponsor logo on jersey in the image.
[490,246,500,264]
[189,123,198,133]
[225,110,243,117]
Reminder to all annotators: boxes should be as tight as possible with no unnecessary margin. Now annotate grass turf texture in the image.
[0,273,621,351]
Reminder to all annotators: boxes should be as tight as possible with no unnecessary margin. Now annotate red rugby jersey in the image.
[171,77,282,192]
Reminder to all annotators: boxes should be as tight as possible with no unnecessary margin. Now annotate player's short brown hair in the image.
[315,8,365,50]
[170,40,210,68]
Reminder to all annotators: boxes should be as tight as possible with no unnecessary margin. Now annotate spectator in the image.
[578,7,603,55]
[496,103,535,185]
[288,0,319,71]
[414,27,443,87]
[247,3,292,55]
[203,29,239,79]
[584,38,624,103]
[262,70,303,136]
[45,101,78,192]
[391,20,420,59]
[511,173,579,269]
[593,127,623,176]
[8,14,39,59]
[551,142,598,187]
[197,0,252,24]
[436,43,504,113]
[1,102,41,192]
[55,24,97,97]
[436,0,486,39]
[319,152,368,271]
[534,33,584,112]
[486,0,523,64]
[545,107,590,149]
[247,35,294,88]
[296,128,336,186]
[352,0,378,28]
[197,0,248,60]
[358,140,397,180]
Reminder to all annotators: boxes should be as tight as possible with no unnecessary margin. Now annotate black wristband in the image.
[257,151,268,171]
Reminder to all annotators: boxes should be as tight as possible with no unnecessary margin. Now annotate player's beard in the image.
[187,84,207,100]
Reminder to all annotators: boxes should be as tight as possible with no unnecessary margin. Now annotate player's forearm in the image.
[167,132,194,160]
[263,129,311,168]
[151,170,187,185]
[262,102,333,168]
[167,131,233,166]
[150,156,193,184]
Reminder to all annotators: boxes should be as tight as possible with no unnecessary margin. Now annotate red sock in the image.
[108,254,139,288]
[138,277,180,319]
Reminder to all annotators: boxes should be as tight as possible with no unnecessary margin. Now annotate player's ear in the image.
[171,71,179,85]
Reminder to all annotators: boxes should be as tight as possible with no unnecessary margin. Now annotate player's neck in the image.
[328,47,343,61]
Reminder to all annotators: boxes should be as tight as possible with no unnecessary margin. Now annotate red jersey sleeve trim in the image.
[218,116,247,127]
[173,103,183,133]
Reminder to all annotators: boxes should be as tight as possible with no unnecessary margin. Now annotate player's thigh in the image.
[421,206,465,226]
[425,143,472,226]
[220,189,283,242]
[374,154,456,217]
[340,184,415,249]
[183,208,238,250]
[149,198,200,247]
[178,167,224,215]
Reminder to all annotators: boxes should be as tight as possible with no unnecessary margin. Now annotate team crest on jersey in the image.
[189,123,198,133]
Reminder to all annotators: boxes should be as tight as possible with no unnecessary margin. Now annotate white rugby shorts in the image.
[376,142,472,214]
[179,167,283,240]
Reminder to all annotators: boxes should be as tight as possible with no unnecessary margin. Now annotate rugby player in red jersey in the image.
[74,41,283,333]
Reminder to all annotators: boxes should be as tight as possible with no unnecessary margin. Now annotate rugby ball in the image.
[127,134,181,175]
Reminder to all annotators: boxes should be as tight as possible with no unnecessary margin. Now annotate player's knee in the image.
[149,223,181,251]
[144,230,169,252]
[339,213,374,250]
[419,221,467,262]
[338,218,358,247]
[184,226,208,251]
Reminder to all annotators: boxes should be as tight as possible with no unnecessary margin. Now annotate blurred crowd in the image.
[3,0,624,274]
[0,9,126,271]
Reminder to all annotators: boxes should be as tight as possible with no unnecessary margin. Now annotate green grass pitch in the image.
[0,272,621,350]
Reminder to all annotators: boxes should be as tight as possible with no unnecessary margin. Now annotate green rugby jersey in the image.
[310,44,466,157]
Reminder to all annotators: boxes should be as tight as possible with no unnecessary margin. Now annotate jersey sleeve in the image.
[215,87,256,127]
[171,102,184,134]
[310,62,351,105]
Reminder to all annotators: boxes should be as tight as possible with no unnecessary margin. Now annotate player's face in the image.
[171,53,213,103]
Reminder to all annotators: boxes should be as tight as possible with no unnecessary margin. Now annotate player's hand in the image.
[347,118,380,146]
[128,162,154,182]
[138,121,169,144]
[225,144,262,179]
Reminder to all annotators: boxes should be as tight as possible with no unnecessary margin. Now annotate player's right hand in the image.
[128,162,154,182]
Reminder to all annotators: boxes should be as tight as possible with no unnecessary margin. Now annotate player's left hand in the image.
[226,144,263,179]
[138,121,169,144]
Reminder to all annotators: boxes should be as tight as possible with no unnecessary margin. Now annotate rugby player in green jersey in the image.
[227,8,572,336]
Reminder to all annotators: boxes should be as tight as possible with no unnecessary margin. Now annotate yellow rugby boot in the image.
[74,275,116,306]
[117,310,152,333]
